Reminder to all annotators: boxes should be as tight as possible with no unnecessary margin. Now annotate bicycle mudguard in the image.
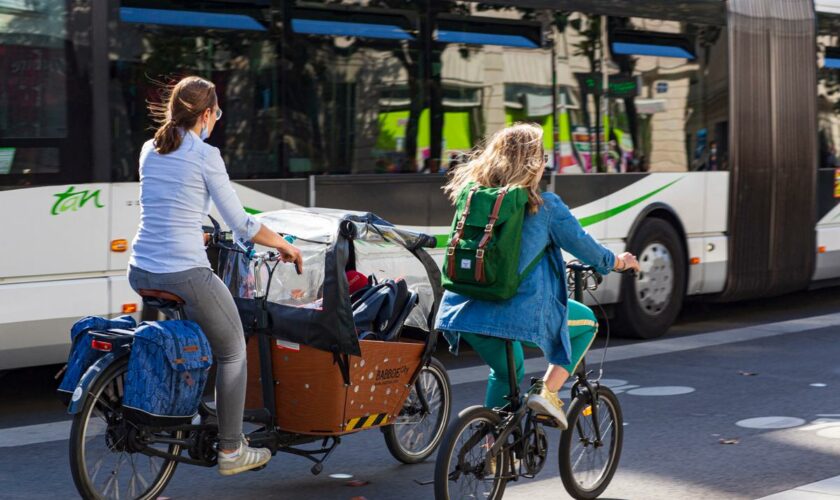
[67,352,127,415]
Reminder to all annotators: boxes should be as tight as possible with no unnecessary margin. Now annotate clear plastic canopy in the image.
[220,208,440,339]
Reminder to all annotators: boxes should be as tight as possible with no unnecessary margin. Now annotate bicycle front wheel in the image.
[384,357,451,463]
[558,386,623,500]
[69,357,183,500]
[434,405,507,500]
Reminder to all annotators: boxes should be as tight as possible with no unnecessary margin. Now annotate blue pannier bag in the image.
[123,320,213,425]
[58,315,137,404]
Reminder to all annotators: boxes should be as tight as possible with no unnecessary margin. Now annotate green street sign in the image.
[574,72,640,98]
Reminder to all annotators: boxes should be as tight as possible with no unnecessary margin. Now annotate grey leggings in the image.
[128,265,246,450]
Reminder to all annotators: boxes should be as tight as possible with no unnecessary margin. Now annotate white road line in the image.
[447,312,840,386]
[0,420,73,448]
[756,475,840,498]
[3,312,840,449]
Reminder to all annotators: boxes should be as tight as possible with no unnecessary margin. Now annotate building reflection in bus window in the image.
[109,3,280,181]
[551,13,728,173]
[435,3,552,173]
[430,6,728,174]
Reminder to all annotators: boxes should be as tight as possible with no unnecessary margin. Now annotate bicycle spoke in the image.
[394,369,444,456]
[567,395,618,492]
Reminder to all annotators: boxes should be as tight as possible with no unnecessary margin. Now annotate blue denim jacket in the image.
[434,192,615,366]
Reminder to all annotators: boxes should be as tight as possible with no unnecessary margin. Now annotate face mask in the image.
[199,121,209,141]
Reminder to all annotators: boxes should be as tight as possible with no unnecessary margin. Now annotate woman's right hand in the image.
[277,241,303,275]
[614,252,640,273]
[251,224,304,274]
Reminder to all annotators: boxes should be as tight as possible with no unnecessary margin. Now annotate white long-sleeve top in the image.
[129,129,259,273]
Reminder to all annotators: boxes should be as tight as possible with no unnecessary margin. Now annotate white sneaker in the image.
[526,381,568,430]
[218,436,271,476]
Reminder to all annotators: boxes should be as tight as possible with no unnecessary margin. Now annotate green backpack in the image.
[442,183,545,301]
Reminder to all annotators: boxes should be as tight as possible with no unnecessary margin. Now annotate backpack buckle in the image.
[476,249,485,259]
[456,220,465,230]
[484,224,493,233]
[447,247,455,256]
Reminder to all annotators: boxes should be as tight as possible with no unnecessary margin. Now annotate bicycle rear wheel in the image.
[434,405,507,500]
[558,386,623,500]
[69,357,183,500]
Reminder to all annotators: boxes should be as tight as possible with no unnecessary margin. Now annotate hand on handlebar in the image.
[614,252,640,274]
[276,241,303,275]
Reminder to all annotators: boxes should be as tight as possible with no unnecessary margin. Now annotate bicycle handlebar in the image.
[203,228,281,263]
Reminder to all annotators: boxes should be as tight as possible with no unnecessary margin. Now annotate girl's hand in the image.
[277,242,303,274]
[614,252,640,273]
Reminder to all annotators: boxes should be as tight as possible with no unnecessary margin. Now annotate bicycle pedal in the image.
[533,414,559,427]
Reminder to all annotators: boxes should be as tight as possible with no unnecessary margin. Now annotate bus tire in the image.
[614,217,685,339]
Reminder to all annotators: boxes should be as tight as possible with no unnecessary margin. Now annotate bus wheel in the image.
[614,217,685,339]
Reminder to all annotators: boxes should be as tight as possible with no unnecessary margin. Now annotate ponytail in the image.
[153,120,183,155]
[148,76,217,155]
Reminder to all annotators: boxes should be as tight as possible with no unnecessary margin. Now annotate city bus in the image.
[2,0,839,369]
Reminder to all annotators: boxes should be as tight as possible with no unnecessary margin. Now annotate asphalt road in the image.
[2,288,840,500]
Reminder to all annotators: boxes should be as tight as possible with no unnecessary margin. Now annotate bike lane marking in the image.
[756,475,840,499]
[0,420,79,448]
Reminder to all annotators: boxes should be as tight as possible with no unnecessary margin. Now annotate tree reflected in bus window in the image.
[283,1,424,175]
[818,14,840,170]
[109,2,279,181]
[0,0,92,185]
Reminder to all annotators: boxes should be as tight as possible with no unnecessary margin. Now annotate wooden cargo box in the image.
[245,336,424,435]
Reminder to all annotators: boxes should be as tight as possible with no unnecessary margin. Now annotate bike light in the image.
[583,406,592,417]
[111,239,128,252]
[122,303,138,313]
[91,339,112,352]
[819,246,827,254]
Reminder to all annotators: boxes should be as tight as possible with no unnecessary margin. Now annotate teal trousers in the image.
[461,300,598,408]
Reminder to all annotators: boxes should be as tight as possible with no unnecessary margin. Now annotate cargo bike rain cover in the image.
[218,208,440,358]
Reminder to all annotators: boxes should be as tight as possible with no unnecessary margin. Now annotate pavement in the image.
[1,288,840,499]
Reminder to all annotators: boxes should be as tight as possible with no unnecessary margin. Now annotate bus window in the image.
[284,2,423,175]
[608,19,729,172]
[435,4,551,173]
[0,0,92,186]
[554,14,729,173]
[110,2,279,181]
[818,14,840,170]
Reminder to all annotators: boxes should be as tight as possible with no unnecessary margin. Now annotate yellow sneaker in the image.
[526,381,568,429]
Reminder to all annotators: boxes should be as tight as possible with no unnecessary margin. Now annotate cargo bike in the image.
[64,208,452,500]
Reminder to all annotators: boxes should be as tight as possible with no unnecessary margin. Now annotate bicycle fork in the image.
[571,375,606,446]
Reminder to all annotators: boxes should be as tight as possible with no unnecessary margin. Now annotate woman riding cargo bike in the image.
[60,76,452,500]
[432,123,640,499]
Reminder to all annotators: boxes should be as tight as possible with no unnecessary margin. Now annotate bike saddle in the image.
[138,289,186,310]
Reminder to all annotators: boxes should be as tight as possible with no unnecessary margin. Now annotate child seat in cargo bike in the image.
[218,208,442,435]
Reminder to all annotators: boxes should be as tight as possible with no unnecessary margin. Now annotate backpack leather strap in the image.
[447,185,479,279]
[475,187,509,283]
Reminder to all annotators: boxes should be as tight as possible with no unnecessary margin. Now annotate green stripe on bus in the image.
[578,177,683,228]
[250,178,679,247]
[432,177,682,246]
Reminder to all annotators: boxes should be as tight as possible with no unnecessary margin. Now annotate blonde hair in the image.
[443,123,545,214]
